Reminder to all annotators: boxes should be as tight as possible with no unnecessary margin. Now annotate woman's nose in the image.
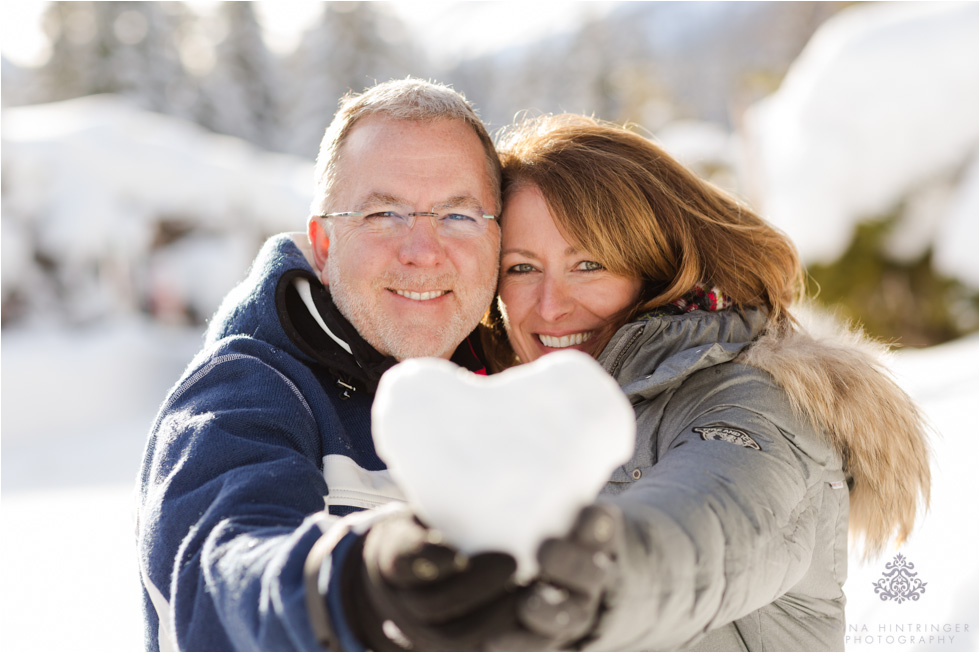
[537,276,574,322]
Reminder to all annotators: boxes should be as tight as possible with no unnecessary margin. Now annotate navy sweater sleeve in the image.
[137,338,336,651]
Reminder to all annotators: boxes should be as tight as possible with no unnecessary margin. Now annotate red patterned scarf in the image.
[670,284,732,313]
[638,284,733,321]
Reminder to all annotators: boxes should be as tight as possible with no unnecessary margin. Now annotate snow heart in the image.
[372,350,636,580]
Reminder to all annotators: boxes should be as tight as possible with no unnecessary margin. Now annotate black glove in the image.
[342,504,621,651]
[488,503,622,652]
[346,509,520,651]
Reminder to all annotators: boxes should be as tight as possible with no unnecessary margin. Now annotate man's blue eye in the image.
[442,213,477,223]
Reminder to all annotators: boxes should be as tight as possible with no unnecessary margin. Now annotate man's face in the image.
[319,116,500,360]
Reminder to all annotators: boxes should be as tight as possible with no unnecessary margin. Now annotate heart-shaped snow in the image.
[372,349,636,579]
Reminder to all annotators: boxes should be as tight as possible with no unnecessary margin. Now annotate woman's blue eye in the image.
[508,263,536,274]
[579,260,605,271]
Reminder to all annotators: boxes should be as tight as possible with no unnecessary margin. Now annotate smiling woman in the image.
[459,112,933,651]
[484,113,803,371]
[498,183,643,362]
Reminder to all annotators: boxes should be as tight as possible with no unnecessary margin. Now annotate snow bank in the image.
[1,318,203,489]
[1,94,315,322]
[743,1,979,286]
[2,94,312,252]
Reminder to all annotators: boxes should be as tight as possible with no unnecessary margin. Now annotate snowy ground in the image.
[1,319,203,651]
[1,319,976,651]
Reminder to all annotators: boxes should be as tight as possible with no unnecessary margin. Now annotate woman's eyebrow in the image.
[501,248,539,259]
[501,246,582,258]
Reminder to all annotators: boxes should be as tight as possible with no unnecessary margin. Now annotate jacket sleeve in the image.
[587,364,846,651]
[137,339,341,651]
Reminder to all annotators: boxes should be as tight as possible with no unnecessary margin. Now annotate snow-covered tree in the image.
[36,1,196,117]
[106,3,193,114]
[197,2,281,150]
[37,1,103,101]
[281,2,421,158]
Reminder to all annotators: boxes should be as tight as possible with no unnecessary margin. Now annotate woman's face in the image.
[498,185,644,363]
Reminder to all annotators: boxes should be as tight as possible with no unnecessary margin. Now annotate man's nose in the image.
[537,275,574,322]
[397,217,447,267]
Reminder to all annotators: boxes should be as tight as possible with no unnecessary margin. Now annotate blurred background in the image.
[1,2,977,651]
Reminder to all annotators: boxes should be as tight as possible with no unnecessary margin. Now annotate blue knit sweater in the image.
[136,234,483,650]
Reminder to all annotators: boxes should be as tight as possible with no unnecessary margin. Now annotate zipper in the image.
[606,326,645,378]
[336,378,356,400]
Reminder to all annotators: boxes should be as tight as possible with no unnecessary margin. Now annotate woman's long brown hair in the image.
[482,114,805,372]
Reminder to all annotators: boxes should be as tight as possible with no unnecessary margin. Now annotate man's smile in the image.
[389,289,451,301]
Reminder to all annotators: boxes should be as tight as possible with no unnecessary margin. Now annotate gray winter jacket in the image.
[585,307,930,651]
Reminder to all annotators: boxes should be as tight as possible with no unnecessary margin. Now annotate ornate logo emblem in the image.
[872,553,927,603]
[693,426,761,450]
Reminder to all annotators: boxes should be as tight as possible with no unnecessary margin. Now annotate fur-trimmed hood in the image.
[599,304,931,559]
[736,306,932,557]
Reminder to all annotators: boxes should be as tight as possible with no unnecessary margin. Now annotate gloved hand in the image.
[347,509,520,651]
[490,503,622,651]
[344,504,622,652]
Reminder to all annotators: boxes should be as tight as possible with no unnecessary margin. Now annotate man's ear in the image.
[308,216,330,275]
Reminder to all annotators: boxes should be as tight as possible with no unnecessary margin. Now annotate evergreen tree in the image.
[282,2,420,158]
[37,1,195,116]
[198,2,281,150]
[110,2,195,115]
[38,1,103,101]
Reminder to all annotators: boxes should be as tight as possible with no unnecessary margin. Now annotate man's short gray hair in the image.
[310,77,502,216]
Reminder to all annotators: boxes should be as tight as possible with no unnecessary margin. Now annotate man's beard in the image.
[328,259,494,361]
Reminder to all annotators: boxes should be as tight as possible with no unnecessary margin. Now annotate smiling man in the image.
[312,114,499,361]
[136,78,501,651]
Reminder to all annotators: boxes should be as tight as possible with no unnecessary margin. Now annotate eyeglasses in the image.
[318,209,496,239]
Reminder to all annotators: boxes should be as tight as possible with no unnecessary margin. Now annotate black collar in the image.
[275,270,486,395]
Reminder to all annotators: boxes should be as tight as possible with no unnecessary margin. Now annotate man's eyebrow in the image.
[433,194,484,211]
[356,193,485,212]
[357,192,406,209]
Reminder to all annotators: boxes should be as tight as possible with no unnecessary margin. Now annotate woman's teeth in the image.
[393,289,448,301]
[538,332,593,348]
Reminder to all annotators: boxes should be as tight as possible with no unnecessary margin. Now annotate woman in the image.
[343,114,931,652]
[474,114,931,650]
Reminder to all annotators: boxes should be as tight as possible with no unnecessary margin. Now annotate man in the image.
[136,78,502,651]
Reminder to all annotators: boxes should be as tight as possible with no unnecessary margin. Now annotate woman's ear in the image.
[308,217,330,273]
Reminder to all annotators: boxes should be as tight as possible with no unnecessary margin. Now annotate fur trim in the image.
[736,305,932,558]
